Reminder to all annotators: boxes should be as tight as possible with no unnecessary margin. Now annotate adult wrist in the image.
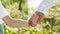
[35,11,45,18]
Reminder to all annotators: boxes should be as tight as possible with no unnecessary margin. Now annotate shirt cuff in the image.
[0,2,9,19]
[36,0,57,15]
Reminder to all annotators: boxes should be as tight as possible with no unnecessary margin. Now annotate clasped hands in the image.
[28,11,45,27]
[2,11,45,27]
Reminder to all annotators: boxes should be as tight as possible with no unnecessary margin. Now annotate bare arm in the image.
[2,16,29,28]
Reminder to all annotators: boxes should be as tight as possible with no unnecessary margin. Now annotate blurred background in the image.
[1,0,60,34]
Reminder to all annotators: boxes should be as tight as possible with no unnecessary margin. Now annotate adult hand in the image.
[28,11,45,27]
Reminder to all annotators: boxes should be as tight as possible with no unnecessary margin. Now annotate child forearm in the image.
[2,16,29,28]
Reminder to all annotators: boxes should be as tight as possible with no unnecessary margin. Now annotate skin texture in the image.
[28,11,45,27]
[2,11,45,27]
[2,16,29,28]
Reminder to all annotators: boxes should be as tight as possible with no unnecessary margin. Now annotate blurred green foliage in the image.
[1,0,60,34]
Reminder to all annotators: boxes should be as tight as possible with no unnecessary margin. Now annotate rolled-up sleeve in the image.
[37,0,57,14]
[0,2,9,19]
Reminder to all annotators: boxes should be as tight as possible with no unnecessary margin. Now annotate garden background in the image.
[1,0,60,34]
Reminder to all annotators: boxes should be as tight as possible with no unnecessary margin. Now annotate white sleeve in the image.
[37,0,57,14]
[0,2,9,19]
